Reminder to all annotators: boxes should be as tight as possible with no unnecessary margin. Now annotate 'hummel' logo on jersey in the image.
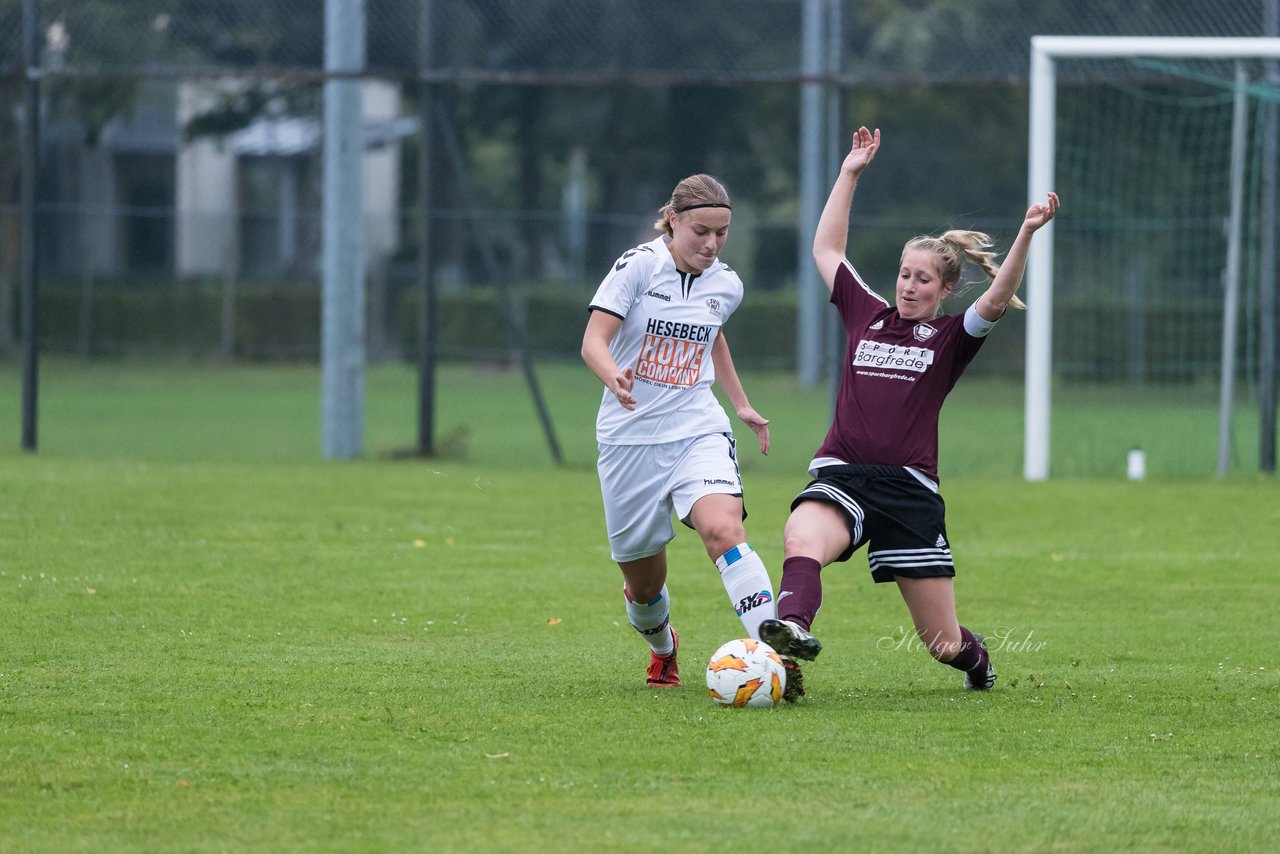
[870,320,884,330]
[645,290,671,302]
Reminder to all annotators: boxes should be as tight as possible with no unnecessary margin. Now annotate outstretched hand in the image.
[610,367,636,410]
[1024,192,1060,232]
[843,126,880,177]
[737,406,771,455]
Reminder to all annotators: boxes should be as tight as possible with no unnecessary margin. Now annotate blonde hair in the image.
[903,229,1026,310]
[653,174,732,236]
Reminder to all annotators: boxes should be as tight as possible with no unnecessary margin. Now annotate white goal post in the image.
[1024,36,1280,481]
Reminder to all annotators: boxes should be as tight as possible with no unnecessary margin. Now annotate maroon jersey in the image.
[814,260,995,482]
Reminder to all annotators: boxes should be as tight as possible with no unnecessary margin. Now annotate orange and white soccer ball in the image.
[705,637,786,708]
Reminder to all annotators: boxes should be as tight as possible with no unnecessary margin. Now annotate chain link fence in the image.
[3,1,1267,79]
[0,0,1276,366]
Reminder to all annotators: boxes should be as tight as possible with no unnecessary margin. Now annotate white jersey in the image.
[589,235,742,445]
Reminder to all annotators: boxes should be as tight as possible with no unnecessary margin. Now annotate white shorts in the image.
[597,432,744,563]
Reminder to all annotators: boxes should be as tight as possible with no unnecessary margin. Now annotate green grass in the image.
[1,355,1262,478]
[2,356,1278,851]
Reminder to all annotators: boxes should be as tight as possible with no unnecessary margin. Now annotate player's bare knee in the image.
[698,519,744,559]
[783,531,821,559]
[622,573,664,603]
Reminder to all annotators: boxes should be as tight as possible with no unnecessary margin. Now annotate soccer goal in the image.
[1024,36,1280,480]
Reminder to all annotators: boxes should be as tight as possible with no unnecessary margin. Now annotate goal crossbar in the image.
[1024,36,1280,480]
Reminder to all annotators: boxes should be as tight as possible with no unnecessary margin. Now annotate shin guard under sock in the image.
[776,555,823,630]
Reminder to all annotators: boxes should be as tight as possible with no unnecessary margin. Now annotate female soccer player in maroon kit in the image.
[760,126,1059,692]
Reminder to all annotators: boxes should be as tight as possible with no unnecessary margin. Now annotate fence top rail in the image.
[1032,36,1280,60]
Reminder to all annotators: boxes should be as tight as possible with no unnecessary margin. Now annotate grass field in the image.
[0,355,1264,478]
[2,357,1278,851]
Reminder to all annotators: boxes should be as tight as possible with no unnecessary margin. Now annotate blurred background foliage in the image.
[0,1,1275,371]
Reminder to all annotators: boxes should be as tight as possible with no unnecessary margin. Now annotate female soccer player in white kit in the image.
[582,174,798,697]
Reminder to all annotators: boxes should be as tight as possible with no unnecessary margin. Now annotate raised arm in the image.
[973,192,1060,322]
[711,332,769,455]
[813,126,880,292]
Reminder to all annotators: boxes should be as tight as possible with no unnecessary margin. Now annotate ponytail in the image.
[904,229,1026,310]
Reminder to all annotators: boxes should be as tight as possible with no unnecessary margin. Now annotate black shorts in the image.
[791,464,955,583]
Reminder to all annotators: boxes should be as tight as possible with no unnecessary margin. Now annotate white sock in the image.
[625,585,674,655]
[715,544,776,641]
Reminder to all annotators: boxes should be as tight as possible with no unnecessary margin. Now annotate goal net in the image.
[1025,37,1280,479]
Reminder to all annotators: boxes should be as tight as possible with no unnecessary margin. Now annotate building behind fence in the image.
[0,0,1276,385]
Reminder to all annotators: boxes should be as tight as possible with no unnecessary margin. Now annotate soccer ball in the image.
[705,637,786,708]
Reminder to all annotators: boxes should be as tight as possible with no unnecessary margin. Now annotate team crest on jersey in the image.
[706,297,721,316]
[869,319,884,330]
[913,323,937,341]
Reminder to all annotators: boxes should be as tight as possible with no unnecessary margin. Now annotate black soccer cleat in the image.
[780,656,806,703]
[760,618,823,661]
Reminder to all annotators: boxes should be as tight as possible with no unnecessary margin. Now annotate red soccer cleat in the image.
[646,628,680,687]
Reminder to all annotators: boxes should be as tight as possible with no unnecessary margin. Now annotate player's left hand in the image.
[1024,192,1060,231]
[738,407,770,455]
